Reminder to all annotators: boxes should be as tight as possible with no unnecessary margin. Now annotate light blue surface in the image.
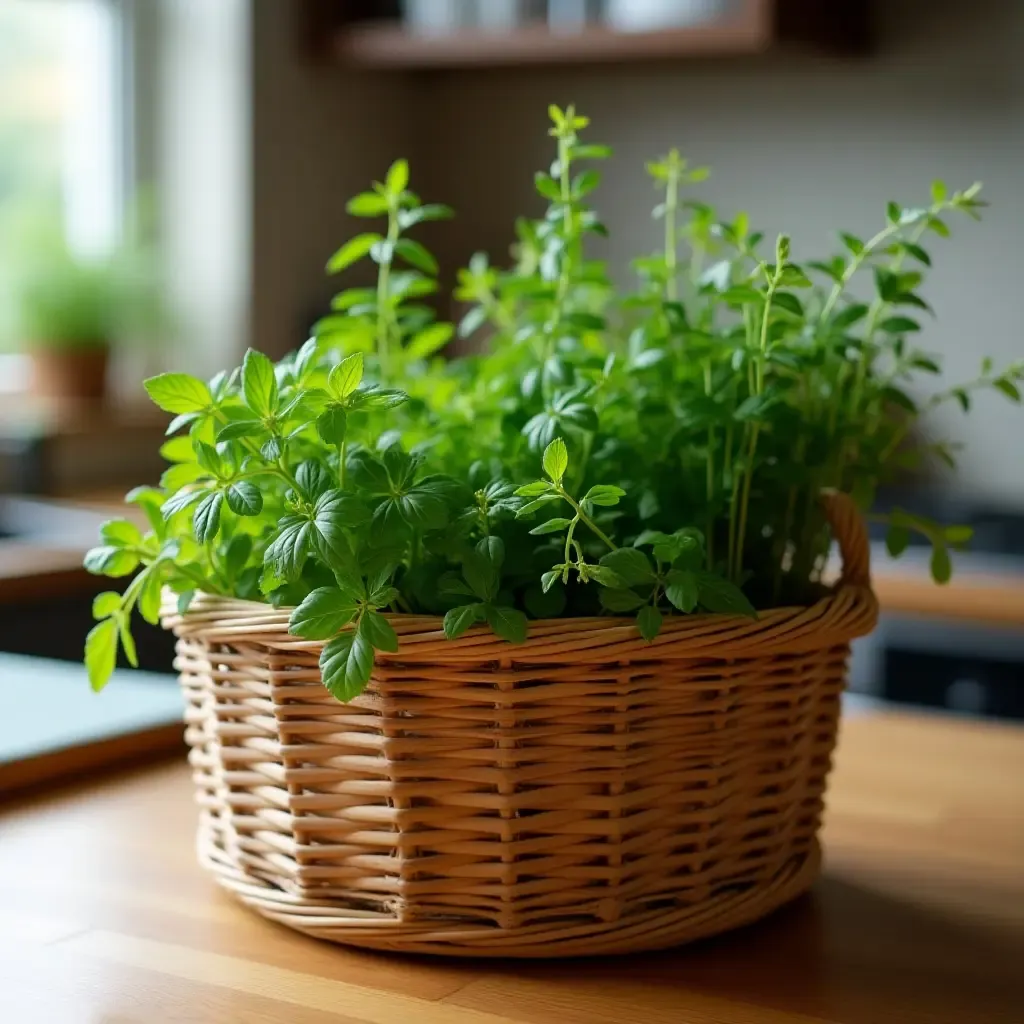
[0,653,182,764]
[0,653,882,767]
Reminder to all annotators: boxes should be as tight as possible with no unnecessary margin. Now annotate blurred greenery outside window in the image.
[0,0,126,370]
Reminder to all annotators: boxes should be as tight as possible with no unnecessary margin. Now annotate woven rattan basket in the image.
[163,491,877,957]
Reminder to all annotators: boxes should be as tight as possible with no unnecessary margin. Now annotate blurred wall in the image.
[250,3,412,360]
[155,0,252,378]
[413,0,1023,503]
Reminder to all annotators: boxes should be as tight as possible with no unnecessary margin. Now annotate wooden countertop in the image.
[1,710,1021,1023]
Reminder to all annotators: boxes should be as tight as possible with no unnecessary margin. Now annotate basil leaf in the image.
[226,481,263,517]
[242,348,278,418]
[144,373,211,414]
[85,618,119,692]
[442,603,482,640]
[320,630,375,702]
[484,605,528,644]
[290,587,359,640]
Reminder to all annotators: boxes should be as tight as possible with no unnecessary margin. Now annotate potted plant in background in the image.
[84,106,1022,957]
[10,207,165,404]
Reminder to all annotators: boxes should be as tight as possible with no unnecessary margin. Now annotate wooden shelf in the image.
[331,0,870,70]
[337,19,769,70]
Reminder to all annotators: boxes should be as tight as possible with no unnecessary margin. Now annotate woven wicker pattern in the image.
[165,491,877,957]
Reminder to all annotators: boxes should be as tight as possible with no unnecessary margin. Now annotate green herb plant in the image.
[85,106,1024,702]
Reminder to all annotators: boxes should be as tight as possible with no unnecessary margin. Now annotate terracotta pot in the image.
[28,345,110,403]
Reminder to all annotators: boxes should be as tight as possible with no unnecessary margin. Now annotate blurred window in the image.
[0,0,126,359]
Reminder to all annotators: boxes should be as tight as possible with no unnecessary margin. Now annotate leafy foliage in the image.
[85,106,1022,701]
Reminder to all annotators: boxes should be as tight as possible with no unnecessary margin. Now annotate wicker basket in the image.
[164,491,877,957]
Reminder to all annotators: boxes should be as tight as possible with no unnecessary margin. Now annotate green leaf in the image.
[312,490,367,567]
[316,404,348,447]
[636,605,663,642]
[138,569,164,625]
[159,435,194,463]
[290,587,358,640]
[320,630,375,702]
[881,386,917,414]
[778,266,812,288]
[224,534,253,578]
[394,238,438,275]
[840,232,864,256]
[385,158,409,195]
[161,487,205,519]
[697,573,757,617]
[118,617,138,668]
[529,517,573,536]
[477,535,505,568]
[92,591,122,619]
[459,305,487,339]
[944,524,973,547]
[573,169,601,197]
[193,491,224,543]
[398,203,454,229]
[226,481,263,517]
[195,441,222,477]
[930,545,952,584]
[880,316,921,334]
[100,519,142,548]
[665,571,699,613]
[406,322,454,360]
[771,291,804,317]
[485,605,528,644]
[329,353,364,400]
[346,192,389,217]
[886,524,910,558]
[542,437,568,485]
[599,588,645,613]
[397,486,449,531]
[350,385,408,411]
[584,484,625,507]
[587,566,624,588]
[358,610,399,653]
[327,233,381,273]
[902,242,931,266]
[598,548,655,587]
[515,481,554,498]
[296,460,332,502]
[83,545,139,577]
[242,349,278,418]
[265,515,310,581]
[444,603,485,639]
[85,618,118,692]
[832,303,869,329]
[995,379,1022,402]
[144,373,211,415]
[463,548,498,602]
[534,173,562,201]
[125,486,166,538]
[216,419,264,442]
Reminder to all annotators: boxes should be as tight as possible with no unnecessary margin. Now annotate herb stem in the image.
[542,130,577,400]
[376,204,400,377]
[559,488,617,551]
[664,156,679,303]
[733,259,780,580]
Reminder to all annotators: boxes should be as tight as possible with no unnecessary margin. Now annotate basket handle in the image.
[821,489,871,588]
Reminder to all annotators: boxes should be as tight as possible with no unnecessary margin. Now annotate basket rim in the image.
[162,581,877,658]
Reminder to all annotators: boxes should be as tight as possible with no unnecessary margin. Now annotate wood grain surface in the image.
[1,709,1021,1023]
